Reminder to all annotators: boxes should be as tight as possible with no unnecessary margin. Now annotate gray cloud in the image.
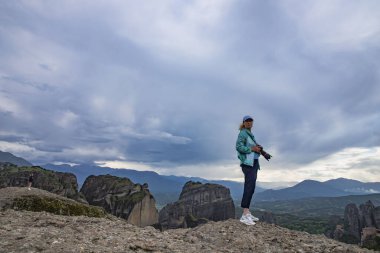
[1,1,380,180]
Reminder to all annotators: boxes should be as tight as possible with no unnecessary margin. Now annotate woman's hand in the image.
[251,145,262,153]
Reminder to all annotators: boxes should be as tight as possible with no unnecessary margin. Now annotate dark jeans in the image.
[241,160,259,209]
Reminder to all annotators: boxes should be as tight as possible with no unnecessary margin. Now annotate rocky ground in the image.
[1,209,375,253]
[0,187,376,253]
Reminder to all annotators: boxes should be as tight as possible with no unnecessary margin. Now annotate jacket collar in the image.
[242,128,255,139]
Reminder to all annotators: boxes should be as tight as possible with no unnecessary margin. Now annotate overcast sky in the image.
[1,0,379,183]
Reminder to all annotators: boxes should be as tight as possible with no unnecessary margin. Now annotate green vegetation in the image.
[127,191,146,204]
[269,212,330,234]
[185,213,208,228]
[112,191,147,208]
[234,193,380,235]
[363,237,380,251]
[235,204,331,234]
[253,194,380,217]
[107,176,133,190]
[11,195,107,218]
[0,164,78,194]
[1,165,57,175]
[340,234,359,244]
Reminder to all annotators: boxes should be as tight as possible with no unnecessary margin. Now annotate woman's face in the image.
[243,119,253,129]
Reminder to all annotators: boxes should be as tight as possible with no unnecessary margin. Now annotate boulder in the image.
[359,200,375,228]
[0,163,86,203]
[159,181,235,230]
[80,174,158,227]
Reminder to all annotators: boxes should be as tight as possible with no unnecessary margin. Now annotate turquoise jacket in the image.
[236,128,261,167]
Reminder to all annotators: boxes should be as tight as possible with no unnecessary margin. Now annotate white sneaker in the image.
[240,214,256,225]
[248,213,259,222]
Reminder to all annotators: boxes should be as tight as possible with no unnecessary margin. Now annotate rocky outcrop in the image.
[0,187,107,218]
[359,201,375,228]
[330,201,380,250]
[361,227,380,251]
[0,163,86,203]
[0,209,373,253]
[344,203,361,243]
[159,181,235,230]
[374,206,380,228]
[80,174,158,227]
[333,224,345,241]
[259,211,276,224]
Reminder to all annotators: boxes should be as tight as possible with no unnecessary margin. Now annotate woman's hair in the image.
[239,122,245,130]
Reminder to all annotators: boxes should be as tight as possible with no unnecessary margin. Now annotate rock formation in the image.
[361,227,380,251]
[80,174,158,227]
[0,187,107,218]
[374,206,380,228]
[159,181,235,229]
[343,203,361,243]
[333,224,345,241]
[330,201,380,250]
[359,201,375,228]
[0,163,86,203]
[259,211,276,224]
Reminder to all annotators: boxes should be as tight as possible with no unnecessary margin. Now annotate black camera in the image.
[257,145,272,161]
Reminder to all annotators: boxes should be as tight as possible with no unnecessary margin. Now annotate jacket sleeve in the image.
[236,131,251,154]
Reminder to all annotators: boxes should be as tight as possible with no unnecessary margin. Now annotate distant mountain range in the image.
[324,178,380,194]
[254,178,380,202]
[1,151,379,205]
[0,151,32,166]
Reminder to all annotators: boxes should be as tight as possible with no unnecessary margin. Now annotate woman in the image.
[236,115,262,225]
[27,172,34,190]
